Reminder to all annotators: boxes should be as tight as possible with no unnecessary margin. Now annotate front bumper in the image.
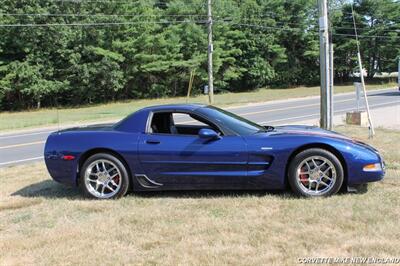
[347,144,385,185]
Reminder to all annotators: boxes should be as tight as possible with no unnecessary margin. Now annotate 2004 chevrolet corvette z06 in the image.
[44,104,384,199]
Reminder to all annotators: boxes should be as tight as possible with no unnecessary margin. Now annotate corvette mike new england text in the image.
[297,257,400,264]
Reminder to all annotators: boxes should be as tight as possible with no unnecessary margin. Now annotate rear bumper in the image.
[44,133,79,186]
[45,153,78,186]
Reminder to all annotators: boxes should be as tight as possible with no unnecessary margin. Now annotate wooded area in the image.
[0,0,399,110]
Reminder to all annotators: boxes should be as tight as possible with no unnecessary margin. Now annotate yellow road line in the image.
[0,141,45,150]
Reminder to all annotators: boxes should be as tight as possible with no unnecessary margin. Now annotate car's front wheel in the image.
[288,148,344,197]
[80,153,130,199]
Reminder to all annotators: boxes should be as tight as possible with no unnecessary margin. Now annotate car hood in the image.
[270,125,352,141]
[271,125,379,154]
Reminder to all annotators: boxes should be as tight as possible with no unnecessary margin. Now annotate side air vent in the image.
[135,174,163,188]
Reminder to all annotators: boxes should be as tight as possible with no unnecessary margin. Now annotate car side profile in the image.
[44,104,385,199]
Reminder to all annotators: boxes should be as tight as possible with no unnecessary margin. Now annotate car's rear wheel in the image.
[288,148,344,197]
[80,153,130,199]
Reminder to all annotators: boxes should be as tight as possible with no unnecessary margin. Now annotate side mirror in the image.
[198,128,220,139]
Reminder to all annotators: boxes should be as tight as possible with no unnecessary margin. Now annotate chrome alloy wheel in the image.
[296,155,337,196]
[84,159,122,199]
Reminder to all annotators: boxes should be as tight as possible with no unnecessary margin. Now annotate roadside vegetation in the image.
[1,126,399,265]
[0,0,399,111]
[0,82,395,132]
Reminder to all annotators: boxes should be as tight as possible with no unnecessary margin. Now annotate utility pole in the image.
[329,30,334,129]
[207,0,214,104]
[318,0,332,130]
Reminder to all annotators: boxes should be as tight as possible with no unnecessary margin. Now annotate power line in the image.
[215,21,315,32]
[0,20,207,27]
[52,0,206,7]
[332,33,400,39]
[3,9,399,31]
[215,12,318,23]
[329,10,400,25]
[212,7,318,20]
[0,17,398,38]
[53,0,141,3]
[333,26,400,33]
[1,20,395,37]
[2,12,399,34]
[0,13,206,18]
[0,12,316,28]
[0,12,316,23]
[220,16,318,28]
[0,22,310,35]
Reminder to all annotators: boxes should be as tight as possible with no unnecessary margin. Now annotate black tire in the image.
[288,148,344,197]
[79,153,130,199]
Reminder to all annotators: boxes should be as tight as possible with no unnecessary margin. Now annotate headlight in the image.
[363,163,383,172]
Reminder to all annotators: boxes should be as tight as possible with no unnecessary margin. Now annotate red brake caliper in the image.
[113,175,120,185]
[299,166,308,185]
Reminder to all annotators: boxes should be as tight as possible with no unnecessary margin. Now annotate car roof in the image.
[142,103,206,112]
[115,104,209,133]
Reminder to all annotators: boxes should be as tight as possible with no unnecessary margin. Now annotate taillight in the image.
[62,155,75,161]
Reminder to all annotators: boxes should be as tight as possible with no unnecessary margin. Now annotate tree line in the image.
[0,0,399,111]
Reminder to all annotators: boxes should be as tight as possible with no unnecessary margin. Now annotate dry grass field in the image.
[0,126,399,265]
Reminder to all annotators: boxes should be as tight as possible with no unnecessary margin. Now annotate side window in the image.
[172,113,207,127]
[172,113,222,135]
[149,112,222,136]
[149,112,173,134]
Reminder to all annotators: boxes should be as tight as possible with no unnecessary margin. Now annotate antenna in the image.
[57,107,60,132]
[55,96,60,133]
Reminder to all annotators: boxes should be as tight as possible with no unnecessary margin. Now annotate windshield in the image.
[198,106,266,135]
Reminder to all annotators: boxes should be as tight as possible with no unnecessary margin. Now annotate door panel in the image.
[138,134,248,188]
[243,135,282,189]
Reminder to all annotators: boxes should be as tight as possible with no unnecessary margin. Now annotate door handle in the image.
[146,139,160,144]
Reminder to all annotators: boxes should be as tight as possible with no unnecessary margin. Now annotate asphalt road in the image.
[1,88,398,167]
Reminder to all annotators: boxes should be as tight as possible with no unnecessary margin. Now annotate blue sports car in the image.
[44,104,385,199]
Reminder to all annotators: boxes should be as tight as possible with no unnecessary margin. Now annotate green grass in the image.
[0,126,399,265]
[0,83,395,132]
